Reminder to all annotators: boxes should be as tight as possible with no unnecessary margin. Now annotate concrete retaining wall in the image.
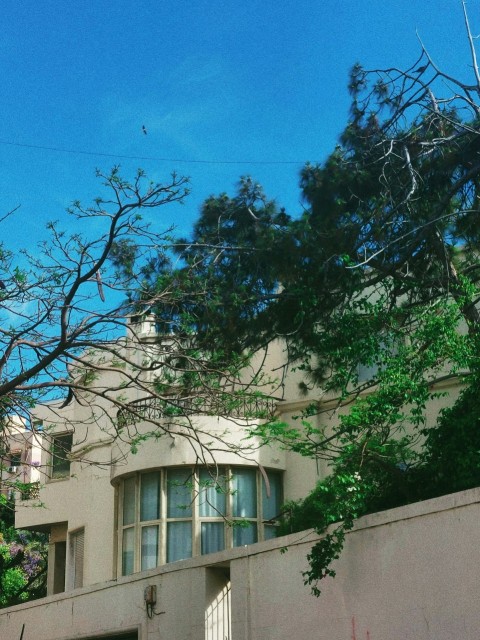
[2,487,479,640]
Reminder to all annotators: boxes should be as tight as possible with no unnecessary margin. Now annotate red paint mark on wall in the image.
[351,615,371,639]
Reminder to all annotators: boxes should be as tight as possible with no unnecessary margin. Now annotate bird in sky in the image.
[142,125,147,135]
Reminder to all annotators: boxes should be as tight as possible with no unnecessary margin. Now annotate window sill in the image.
[47,475,71,484]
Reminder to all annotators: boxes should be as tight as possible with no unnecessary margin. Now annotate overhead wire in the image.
[0,138,307,166]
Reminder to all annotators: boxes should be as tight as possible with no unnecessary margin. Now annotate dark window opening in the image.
[9,451,21,472]
[51,434,73,478]
[52,541,66,594]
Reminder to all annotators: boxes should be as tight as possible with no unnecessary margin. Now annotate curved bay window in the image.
[119,466,283,576]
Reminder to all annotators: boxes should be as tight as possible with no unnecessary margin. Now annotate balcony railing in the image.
[20,481,41,501]
[117,394,279,428]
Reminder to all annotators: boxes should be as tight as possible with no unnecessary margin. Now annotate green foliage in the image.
[113,24,480,597]
[272,285,480,595]
[281,365,480,594]
[163,72,480,592]
[133,176,293,356]
[134,124,480,593]
[415,375,480,498]
[0,562,27,607]
[239,43,480,594]
[0,526,47,608]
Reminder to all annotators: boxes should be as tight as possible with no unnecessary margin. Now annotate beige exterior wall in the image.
[2,487,480,639]
[10,320,467,622]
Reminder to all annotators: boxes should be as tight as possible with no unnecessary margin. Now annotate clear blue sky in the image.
[0,0,477,245]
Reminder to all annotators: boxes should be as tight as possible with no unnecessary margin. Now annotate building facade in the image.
[2,318,469,639]
[0,416,42,502]
[13,319,320,598]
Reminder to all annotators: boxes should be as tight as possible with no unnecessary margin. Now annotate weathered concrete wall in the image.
[2,487,480,640]
[236,488,480,640]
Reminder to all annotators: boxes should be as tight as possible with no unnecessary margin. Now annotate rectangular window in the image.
[357,334,401,383]
[233,521,257,546]
[141,525,159,570]
[167,468,193,517]
[51,433,73,478]
[8,450,21,472]
[70,528,85,589]
[232,468,257,518]
[167,521,192,562]
[199,468,226,517]
[262,470,282,520]
[122,527,135,576]
[52,541,66,595]
[231,468,258,547]
[262,470,283,540]
[123,476,136,525]
[201,522,225,555]
[140,472,160,521]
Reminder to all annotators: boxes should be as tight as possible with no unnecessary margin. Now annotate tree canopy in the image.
[132,6,480,594]
[0,168,277,519]
[0,167,285,606]
[4,5,480,603]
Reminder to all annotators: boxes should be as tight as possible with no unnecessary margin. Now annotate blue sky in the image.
[0,0,477,246]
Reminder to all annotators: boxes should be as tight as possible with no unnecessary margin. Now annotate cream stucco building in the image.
[1,318,474,640]
[13,318,321,602]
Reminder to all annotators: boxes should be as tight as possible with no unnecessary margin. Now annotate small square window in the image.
[9,451,21,472]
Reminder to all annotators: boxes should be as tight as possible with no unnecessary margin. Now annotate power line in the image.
[0,138,307,166]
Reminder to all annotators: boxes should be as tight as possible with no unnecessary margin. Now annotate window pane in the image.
[263,525,277,541]
[167,521,192,562]
[71,529,84,589]
[52,434,72,478]
[141,525,158,571]
[167,469,192,517]
[262,471,282,521]
[9,451,21,468]
[232,468,257,518]
[233,522,257,546]
[122,527,135,575]
[123,477,136,525]
[141,472,160,521]
[199,468,226,517]
[201,522,225,555]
